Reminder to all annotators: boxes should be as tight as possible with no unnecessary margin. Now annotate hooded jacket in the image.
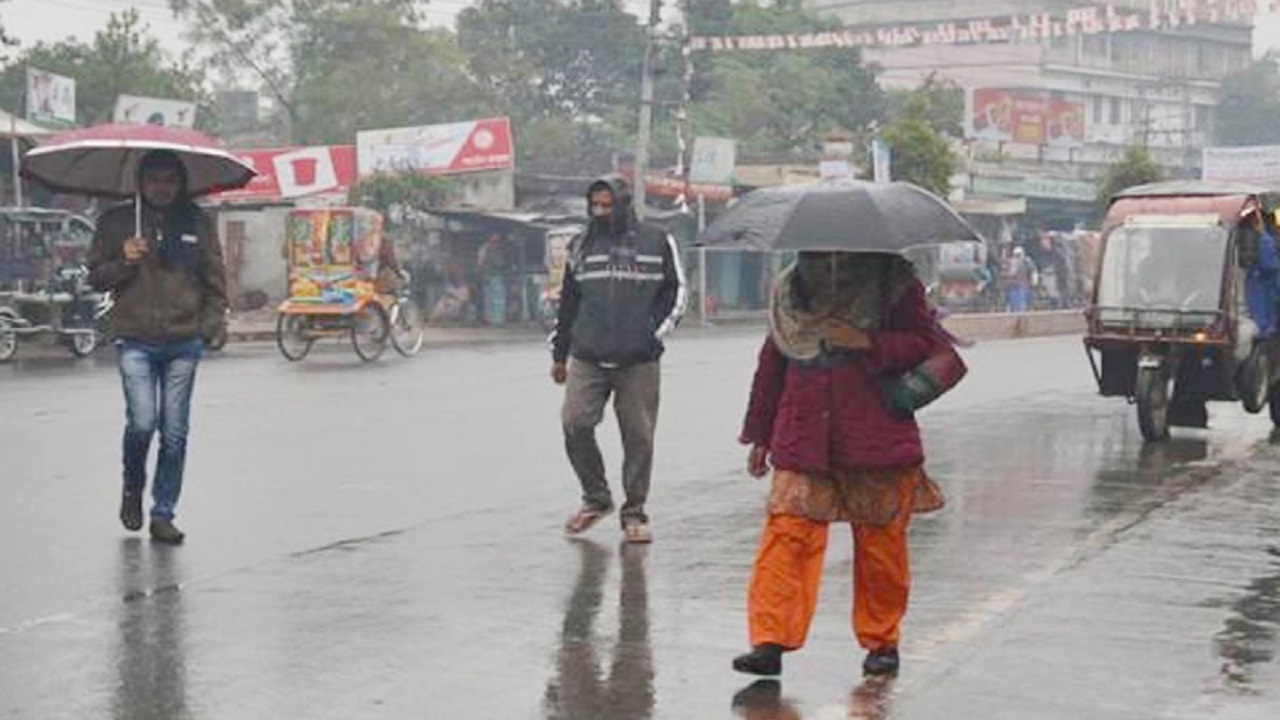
[550,175,687,366]
[87,158,228,344]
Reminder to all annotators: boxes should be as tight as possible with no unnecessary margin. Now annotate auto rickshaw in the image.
[0,207,103,362]
[1084,181,1280,441]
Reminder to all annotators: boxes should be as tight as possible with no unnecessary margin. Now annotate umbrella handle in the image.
[135,192,141,238]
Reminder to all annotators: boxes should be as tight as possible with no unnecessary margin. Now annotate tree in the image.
[1215,59,1280,147]
[352,171,456,218]
[289,4,488,144]
[167,0,296,127]
[170,0,489,144]
[885,74,964,139]
[685,0,884,159]
[879,96,955,197]
[0,10,209,127]
[1097,144,1163,207]
[458,0,645,123]
[0,0,17,63]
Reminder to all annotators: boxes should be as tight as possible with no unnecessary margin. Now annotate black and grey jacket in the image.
[550,176,687,367]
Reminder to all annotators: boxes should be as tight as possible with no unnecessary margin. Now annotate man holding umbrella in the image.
[25,124,252,543]
[86,149,228,544]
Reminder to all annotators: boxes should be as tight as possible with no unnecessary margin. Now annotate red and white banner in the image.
[211,145,357,203]
[616,168,734,203]
[691,1,1273,52]
[356,117,514,177]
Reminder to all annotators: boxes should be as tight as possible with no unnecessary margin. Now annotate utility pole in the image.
[634,0,662,220]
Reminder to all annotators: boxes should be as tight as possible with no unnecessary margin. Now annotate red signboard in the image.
[211,145,358,203]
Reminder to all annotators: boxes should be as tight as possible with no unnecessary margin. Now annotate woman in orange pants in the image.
[733,252,955,677]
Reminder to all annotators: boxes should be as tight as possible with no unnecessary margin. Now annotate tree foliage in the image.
[1097,144,1163,206]
[169,0,490,144]
[879,96,955,197]
[1214,59,1280,147]
[0,10,209,127]
[885,74,964,139]
[457,0,644,123]
[352,171,457,218]
[685,0,883,159]
[289,4,487,144]
[0,0,16,63]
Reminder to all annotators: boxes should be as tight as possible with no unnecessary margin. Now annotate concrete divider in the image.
[944,310,1086,341]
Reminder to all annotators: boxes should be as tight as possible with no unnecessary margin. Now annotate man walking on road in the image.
[88,150,228,545]
[549,175,687,544]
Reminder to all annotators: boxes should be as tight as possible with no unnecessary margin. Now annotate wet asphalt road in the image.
[1,331,1278,719]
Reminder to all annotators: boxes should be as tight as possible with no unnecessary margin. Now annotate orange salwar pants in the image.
[747,475,915,651]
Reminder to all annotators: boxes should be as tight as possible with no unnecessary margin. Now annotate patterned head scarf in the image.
[769,252,915,361]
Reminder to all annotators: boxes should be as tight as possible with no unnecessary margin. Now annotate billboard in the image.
[211,146,358,203]
[1202,145,1280,186]
[114,95,198,129]
[689,136,737,185]
[966,89,1085,147]
[26,68,76,126]
[357,117,514,177]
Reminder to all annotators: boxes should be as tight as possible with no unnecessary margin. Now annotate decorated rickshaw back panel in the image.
[285,207,382,306]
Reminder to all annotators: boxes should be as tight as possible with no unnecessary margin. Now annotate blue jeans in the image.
[116,338,203,520]
[1005,285,1031,313]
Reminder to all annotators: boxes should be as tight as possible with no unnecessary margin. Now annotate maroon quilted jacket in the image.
[739,279,941,472]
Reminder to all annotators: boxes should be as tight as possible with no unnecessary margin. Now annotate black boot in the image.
[149,518,186,545]
[119,490,143,532]
[862,646,900,676]
[732,643,784,676]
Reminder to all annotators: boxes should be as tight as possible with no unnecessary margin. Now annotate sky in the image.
[5,0,1280,60]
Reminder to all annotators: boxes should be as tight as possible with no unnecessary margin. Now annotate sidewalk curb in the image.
[225,310,1086,348]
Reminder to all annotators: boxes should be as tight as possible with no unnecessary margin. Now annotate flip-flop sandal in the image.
[565,506,612,535]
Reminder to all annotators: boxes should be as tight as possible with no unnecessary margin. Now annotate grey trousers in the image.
[562,359,661,524]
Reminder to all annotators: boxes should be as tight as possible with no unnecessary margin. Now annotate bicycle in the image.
[387,271,425,357]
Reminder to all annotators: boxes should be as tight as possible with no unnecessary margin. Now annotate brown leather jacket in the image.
[88,202,228,344]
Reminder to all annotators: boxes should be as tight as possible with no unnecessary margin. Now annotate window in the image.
[1110,97,1122,125]
[1083,36,1109,68]
[1194,105,1210,131]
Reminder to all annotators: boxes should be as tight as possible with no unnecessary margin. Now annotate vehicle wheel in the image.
[389,300,425,358]
[351,303,389,362]
[68,330,98,358]
[1270,386,1280,427]
[1239,348,1270,414]
[1136,366,1172,442]
[276,314,313,362]
[0,316,17,363]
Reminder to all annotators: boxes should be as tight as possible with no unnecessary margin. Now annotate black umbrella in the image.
[699,179,981,253]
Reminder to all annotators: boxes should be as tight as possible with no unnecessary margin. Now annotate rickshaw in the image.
[275,207,423,362]
[1084,181,1280,441]
[905,240,994,312]
[0,207,103,362]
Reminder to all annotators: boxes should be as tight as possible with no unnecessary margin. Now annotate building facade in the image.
[804,0,1255,226]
